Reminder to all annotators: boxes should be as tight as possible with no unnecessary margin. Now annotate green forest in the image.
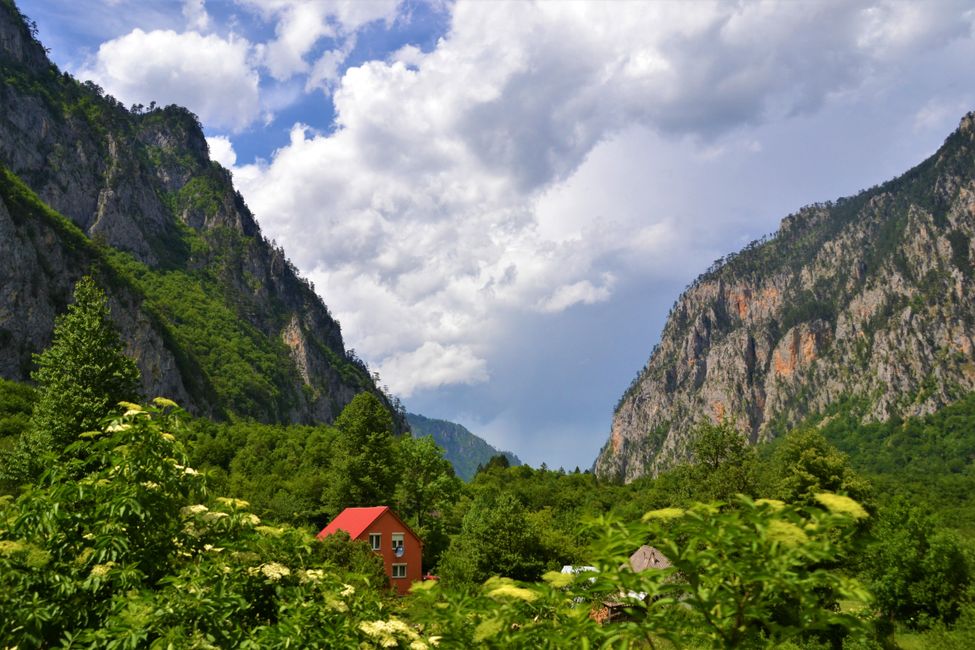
[1,278,974,648]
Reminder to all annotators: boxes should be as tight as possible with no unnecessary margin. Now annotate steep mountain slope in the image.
[596,112,975,482]
[0,1,400,427]
[406,413,521,481]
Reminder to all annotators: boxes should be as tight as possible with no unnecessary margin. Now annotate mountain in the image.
[406,413,521,481]
[0,2,402,428]
[596,112,975,482]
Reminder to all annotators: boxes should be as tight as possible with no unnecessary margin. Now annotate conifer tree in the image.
[3,276,140,481]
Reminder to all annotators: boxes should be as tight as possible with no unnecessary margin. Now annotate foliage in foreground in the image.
[0,399,876,648]
[410,496,873,648]
[0,401,403,648]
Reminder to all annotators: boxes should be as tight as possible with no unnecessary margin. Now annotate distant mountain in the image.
[0,2,403,429]
[596,111,975,483]
[406,413,521,481]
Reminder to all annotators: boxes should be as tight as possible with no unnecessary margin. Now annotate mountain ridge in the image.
[0,1,402,428]
[596,111,975,482]
[406,412,521,481]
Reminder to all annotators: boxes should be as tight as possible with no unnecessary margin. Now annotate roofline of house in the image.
[380,506,424,548]
[317,506,424,548]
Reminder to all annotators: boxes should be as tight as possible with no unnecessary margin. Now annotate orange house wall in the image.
[355,510,422,595]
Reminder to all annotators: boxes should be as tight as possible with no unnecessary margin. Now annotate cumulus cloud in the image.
[857,1,974,59]
[79,29,260,131]
[241,0,401,81]
[306,35,357,92]
[182,0,210,31]
[227,0,975,396]
[206,135,237,168]
[376,342,489,398]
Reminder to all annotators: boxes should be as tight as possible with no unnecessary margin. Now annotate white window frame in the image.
[391,533,405,551]
[369,533,381,550]
[392,563,407,579]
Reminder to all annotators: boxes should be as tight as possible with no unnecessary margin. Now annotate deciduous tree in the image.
[322,392,398,514]
[394,434,461,570]
[863,499,971,627]
[770,427,872,508]
[439,491,549,586]
[689,419,759,501]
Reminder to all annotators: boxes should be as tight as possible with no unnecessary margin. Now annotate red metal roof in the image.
[316,506,389,540]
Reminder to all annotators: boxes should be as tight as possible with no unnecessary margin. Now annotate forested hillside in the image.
[0,0,400,428]
[406,412,521,480]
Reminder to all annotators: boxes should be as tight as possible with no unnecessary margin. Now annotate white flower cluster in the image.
[358,619,434,649]
[173,463,198,475]
[180,504,208,517]
[300,569,325,583]
[325,596,348,613]
[90,561,115,578]
[249,562,291,582]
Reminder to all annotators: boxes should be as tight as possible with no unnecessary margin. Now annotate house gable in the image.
[317,506,423,595]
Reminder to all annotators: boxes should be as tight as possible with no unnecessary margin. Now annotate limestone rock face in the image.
[596,112,975,482]
[0,2,400,428]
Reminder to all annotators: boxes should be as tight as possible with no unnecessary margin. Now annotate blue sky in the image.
[22,0,975,469]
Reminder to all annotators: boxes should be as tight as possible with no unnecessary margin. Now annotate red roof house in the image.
[317,506,423,595]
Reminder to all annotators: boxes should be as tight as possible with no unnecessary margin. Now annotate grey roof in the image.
[627,545,671,572]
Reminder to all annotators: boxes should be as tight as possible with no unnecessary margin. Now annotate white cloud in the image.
[182,0,211,31]
[306,35,357,92]
[391,44,425,68]
[241,0,401,80]
[79,29,260,131]
[914,96,975,132]
[206,135,237,168]
[376,342,489,398]
[537,275,615,313]
[857,1,974,59]
[227,0,975,396]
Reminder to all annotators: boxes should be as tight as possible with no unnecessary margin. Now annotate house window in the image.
[369,533,381,550]
[392,563,407,579]
[392,533,405,557]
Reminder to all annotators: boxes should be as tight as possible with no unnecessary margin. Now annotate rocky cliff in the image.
[0,1,401,427]
[595,112,975,482]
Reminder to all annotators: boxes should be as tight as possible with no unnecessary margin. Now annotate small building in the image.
[593,545,673,624]
[317,506,422,595]
[625,545,671,573]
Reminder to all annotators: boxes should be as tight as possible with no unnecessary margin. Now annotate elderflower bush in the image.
[407,496,873,649]
[603,496,873,648]
[0,400,395,648]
